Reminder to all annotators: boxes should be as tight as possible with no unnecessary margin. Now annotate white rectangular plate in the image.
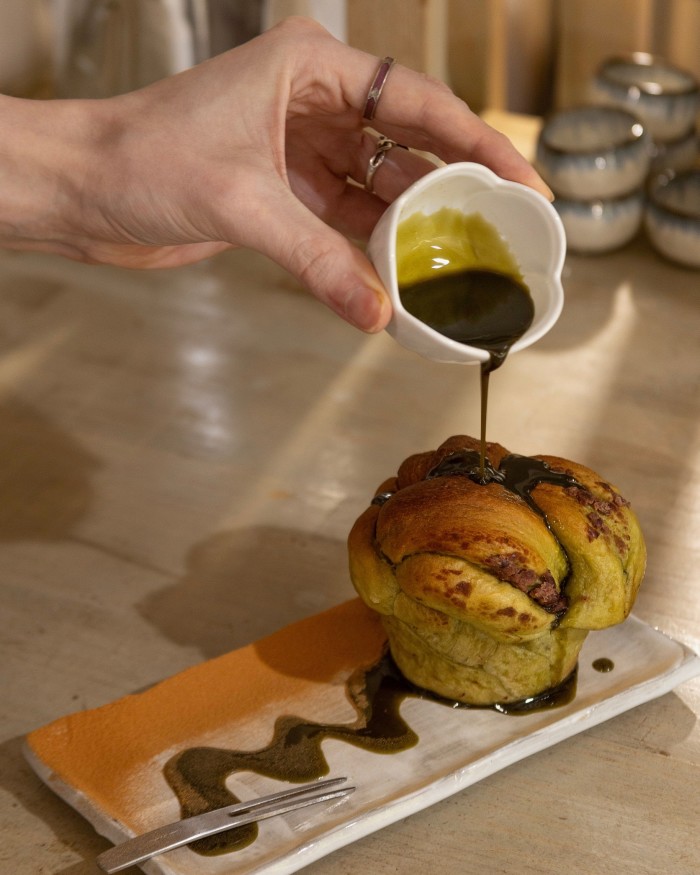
[24,604,700,875]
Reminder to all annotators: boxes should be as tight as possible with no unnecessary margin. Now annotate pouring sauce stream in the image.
[396,209,534,478]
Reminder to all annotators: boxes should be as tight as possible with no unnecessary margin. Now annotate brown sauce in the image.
[396,209,534,480]
[592,657,615,673]
[492,667,578,714]
[399,268,534,479]
[398,269,534,360]
[426,449,579,513]
[164,654,416,856]
[164,652,576,857]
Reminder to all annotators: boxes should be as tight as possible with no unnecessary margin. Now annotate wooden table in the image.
[1,121,699,874]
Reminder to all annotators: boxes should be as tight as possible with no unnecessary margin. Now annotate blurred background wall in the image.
[1,0,699,116]
[0,1,53,97]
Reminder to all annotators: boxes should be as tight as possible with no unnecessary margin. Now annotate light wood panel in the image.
[347,0,449,81]
[555,0,700,107]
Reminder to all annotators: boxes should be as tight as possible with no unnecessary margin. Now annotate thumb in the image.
[289,233,392,333]
[246,189,392,333]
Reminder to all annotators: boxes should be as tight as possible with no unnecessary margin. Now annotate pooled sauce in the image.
[164,652,575,857]
[427,448,579,513]
[396,209,534,478]
[164,654,417,856]
[398,269,534,357]
[493,667,577,714]
[592,657,615,673]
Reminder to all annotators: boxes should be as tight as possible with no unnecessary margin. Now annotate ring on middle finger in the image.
[365,135,407,194]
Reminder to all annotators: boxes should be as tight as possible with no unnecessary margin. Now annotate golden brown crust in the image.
[531,455,646,629]
[396,435,509,488]
[376,477,567,586]
[348,435,646,705]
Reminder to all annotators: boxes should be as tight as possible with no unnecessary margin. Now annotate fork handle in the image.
[97,786,354,873]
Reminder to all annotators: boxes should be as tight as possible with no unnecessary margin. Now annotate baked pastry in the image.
[348,435,646,706]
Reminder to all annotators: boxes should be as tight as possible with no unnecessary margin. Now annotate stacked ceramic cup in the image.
[590,53,698,176]
[535,104,651,254]
[589,53,700,268]
[535,52,700,262]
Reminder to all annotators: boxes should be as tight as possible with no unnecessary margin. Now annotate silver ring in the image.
[365,136,404,194]
[363,57,396,120]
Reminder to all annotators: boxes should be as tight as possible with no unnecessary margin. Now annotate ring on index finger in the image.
[365,136,407,193]
[363,56,396,120]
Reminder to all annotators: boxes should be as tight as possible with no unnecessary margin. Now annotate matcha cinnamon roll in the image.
[348,435,646,706]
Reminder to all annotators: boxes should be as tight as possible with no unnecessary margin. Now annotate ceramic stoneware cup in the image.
[553,190,644,255]
[649,128,698,176]
[535,105,651,200]
[590,53,699,143]
[645,169,700,269]
[367,162,566,365]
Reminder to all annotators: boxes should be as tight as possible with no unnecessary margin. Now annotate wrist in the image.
[0,94,110,259]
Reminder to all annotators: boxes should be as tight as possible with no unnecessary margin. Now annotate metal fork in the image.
[96,776,354,873]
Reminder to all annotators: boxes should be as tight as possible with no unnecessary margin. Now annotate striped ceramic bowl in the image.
[645,169,700,268]
[554,190,644,255]
[536,105,651,200]
[591,53,699,143]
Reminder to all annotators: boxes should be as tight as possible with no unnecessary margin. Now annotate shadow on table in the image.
[0,396,99,542]
[138,525,352,660]
[0,735,108,875]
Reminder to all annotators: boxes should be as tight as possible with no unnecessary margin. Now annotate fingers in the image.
[350,130,440,203]
[237,181,391,333]
[339,47,552,199]
[446,123,554,200]
[278,20,548,196]
[289,230,391,333]
[322,183,385,241]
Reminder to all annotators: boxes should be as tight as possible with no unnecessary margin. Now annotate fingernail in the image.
[343,281,391,332]
[541,181,555,202]
[532,174,555,202]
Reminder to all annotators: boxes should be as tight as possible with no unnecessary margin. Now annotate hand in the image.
[0,17,551,332]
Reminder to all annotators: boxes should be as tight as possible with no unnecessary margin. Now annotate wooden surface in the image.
[554,0,700,108]
[1,116,700,874]
[347,0,449,81]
